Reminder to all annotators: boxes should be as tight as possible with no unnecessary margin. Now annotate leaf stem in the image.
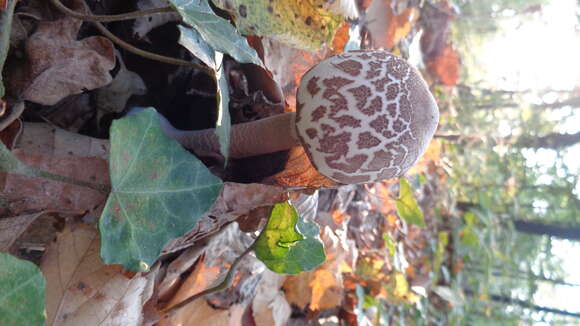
[33,168,110,194]
[49,0,174,22]
[159,220,269,321]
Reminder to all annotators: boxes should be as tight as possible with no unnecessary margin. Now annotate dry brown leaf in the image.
[1,148,108,215]
[160,299,245,326]
[157,225,256,326]
[262,38,329,108]
[16,0,115,105]
[331,209,351,225]
[425,44,460,86]
[331,22,351,53]
[17,122,109,159]
[282,270,311,310]
[252,270,291,326]
[283,226,355,313]
[162,182,288,254]
[419,0,459,85]
[160,255,221,313]
[0,101,24,133]
[41,224,158,326]
[0,209,81,253]
[366,0,420,49]
[309,269,342,311]
[0,117,21,150]
[2,123,109,217]
[95,51,147,124]
[0,211,46,252]
[265,146,337,189]
[39,94,94,132]
[156,246,204,301]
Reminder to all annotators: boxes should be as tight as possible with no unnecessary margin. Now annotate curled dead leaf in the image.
[16,0,115,105]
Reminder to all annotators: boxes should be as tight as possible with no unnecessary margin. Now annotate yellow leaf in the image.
[213,0,344,50]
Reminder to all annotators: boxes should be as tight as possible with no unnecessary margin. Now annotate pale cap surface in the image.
[295,50,439,184]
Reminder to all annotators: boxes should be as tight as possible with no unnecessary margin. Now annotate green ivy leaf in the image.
[170,0,262,66]
[0,253,46,326]
[255,202,325,274]
[99,108,223,271]
[215,55,231,163]
[0,0,17,98]
[395,178,426,228]
[178,25,216,69]
[176,29,231,162]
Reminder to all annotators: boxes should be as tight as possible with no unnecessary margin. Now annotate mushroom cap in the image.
[295,50,439,184]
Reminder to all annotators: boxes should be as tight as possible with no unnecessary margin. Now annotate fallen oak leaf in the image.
[41,224,159,326]
[17,0,115,105]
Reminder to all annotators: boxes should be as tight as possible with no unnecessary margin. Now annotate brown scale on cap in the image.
[296,50,439,184]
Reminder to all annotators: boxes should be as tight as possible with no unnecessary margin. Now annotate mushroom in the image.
[156,50,439,184]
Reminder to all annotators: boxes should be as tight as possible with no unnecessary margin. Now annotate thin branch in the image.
[158,222,269,321]
[50,0,174,22]
[92,22,213,75]
[49,0,214,76]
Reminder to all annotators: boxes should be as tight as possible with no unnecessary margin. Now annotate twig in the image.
[50,0,174,22]
[158,222,268,321]
[91,22,213,75]
[49,0,214,76]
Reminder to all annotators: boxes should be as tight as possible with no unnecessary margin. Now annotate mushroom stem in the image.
[158,111,300,158]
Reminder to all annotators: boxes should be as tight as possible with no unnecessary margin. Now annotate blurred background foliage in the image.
[354,0,579,324]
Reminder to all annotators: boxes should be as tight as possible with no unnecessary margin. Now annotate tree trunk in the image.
[489,293,580,318]
[465,264,580,287]
[513,219,580,241]
[465,288,580,319]
[515,131,580,150]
